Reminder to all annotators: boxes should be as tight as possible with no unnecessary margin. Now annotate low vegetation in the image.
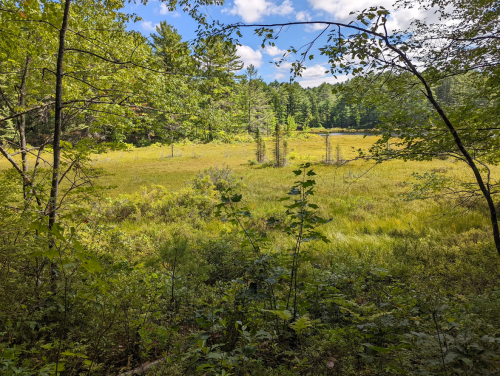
[2,136,500,375]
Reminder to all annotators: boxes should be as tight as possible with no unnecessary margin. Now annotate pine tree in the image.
[269,81,287,124]
[273,121,287,167]
[274,121,282,167]
[194,37,243,141]
[282,139,288,167]
[285,115,297,135]
[151,21,192,74]
[242,65,271,134]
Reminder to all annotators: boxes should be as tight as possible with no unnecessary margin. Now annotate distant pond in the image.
[315,132,373,137]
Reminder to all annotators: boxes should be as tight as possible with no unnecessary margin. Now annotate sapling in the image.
[157,234,190,308]
[215,163,331,324]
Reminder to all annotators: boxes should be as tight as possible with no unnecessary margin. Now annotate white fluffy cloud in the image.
[158,3,168,15]
[263,45,287,56]
[141,21,159,32]
[308,0,394,22]
[307,0,443,31]
[237,45,263,68]
[224,0,294,23]
[296,10,310,22]
[300,64,329,79]
[297,64,350,87]
[271,62,348,87]
[155,3,181,17]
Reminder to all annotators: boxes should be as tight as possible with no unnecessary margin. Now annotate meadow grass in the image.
[2,134,496,281]
[81,135,498,283]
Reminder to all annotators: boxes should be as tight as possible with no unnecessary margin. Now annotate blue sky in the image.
[124,0,430,87]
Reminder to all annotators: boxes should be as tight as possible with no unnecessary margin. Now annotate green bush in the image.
[104,183,218,222]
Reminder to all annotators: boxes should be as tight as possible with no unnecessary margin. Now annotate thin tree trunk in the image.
[49,0,71,230]
[426,92,500,256]
[398,53,500,257]
[378,34,500,257]
[248,80,252,134]
[18,56,32,200]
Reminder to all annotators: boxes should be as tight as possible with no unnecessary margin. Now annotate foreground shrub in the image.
[103,182,218,222]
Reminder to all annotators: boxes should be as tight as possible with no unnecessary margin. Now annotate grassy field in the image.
[1,134,495,275]
[81,134,498,287]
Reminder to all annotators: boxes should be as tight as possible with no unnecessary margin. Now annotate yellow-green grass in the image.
[85,135,497,277]
[1,135,493,237]
[2,135,497,280]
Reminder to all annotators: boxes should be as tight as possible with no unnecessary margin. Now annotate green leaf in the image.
[265,309,292,321]
[461,357,473,367]
[363,343,391,353]
[231,194,242,202]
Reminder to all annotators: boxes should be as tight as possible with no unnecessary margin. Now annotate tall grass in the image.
[49,134,498,290]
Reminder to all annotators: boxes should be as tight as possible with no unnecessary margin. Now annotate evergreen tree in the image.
[242,65,271,134]
[255,127,266,163]
[269,81,287,124]
[194,37,243,141]
[151,21,192,74]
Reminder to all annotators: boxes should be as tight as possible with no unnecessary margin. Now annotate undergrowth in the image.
[1,158,500,376]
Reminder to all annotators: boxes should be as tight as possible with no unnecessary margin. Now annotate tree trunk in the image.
[385,37,500,257]
[425,92,500,256]
[18,56,31,200]
[48,0,71,230]
[248,80,252,134]
[400,49,500,256]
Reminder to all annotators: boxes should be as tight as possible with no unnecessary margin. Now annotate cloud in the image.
[295,10,330,32]
[157,3,169,15]
[271,61,348,87]
[141,21,159,32]
[306,23,328,32]
[307,0,444,32]
[263,45,287,56]
[296,10,310,22]
[155,4,181,17]
[237,45,263,68]
[297,64,349,87]
[300,64,330,79]
[224,0,294,23]
[308,0,394,22]
[297,75,349,88]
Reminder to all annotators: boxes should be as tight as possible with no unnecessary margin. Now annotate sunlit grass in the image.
[2,134,497,277]
[90,135,495,268]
